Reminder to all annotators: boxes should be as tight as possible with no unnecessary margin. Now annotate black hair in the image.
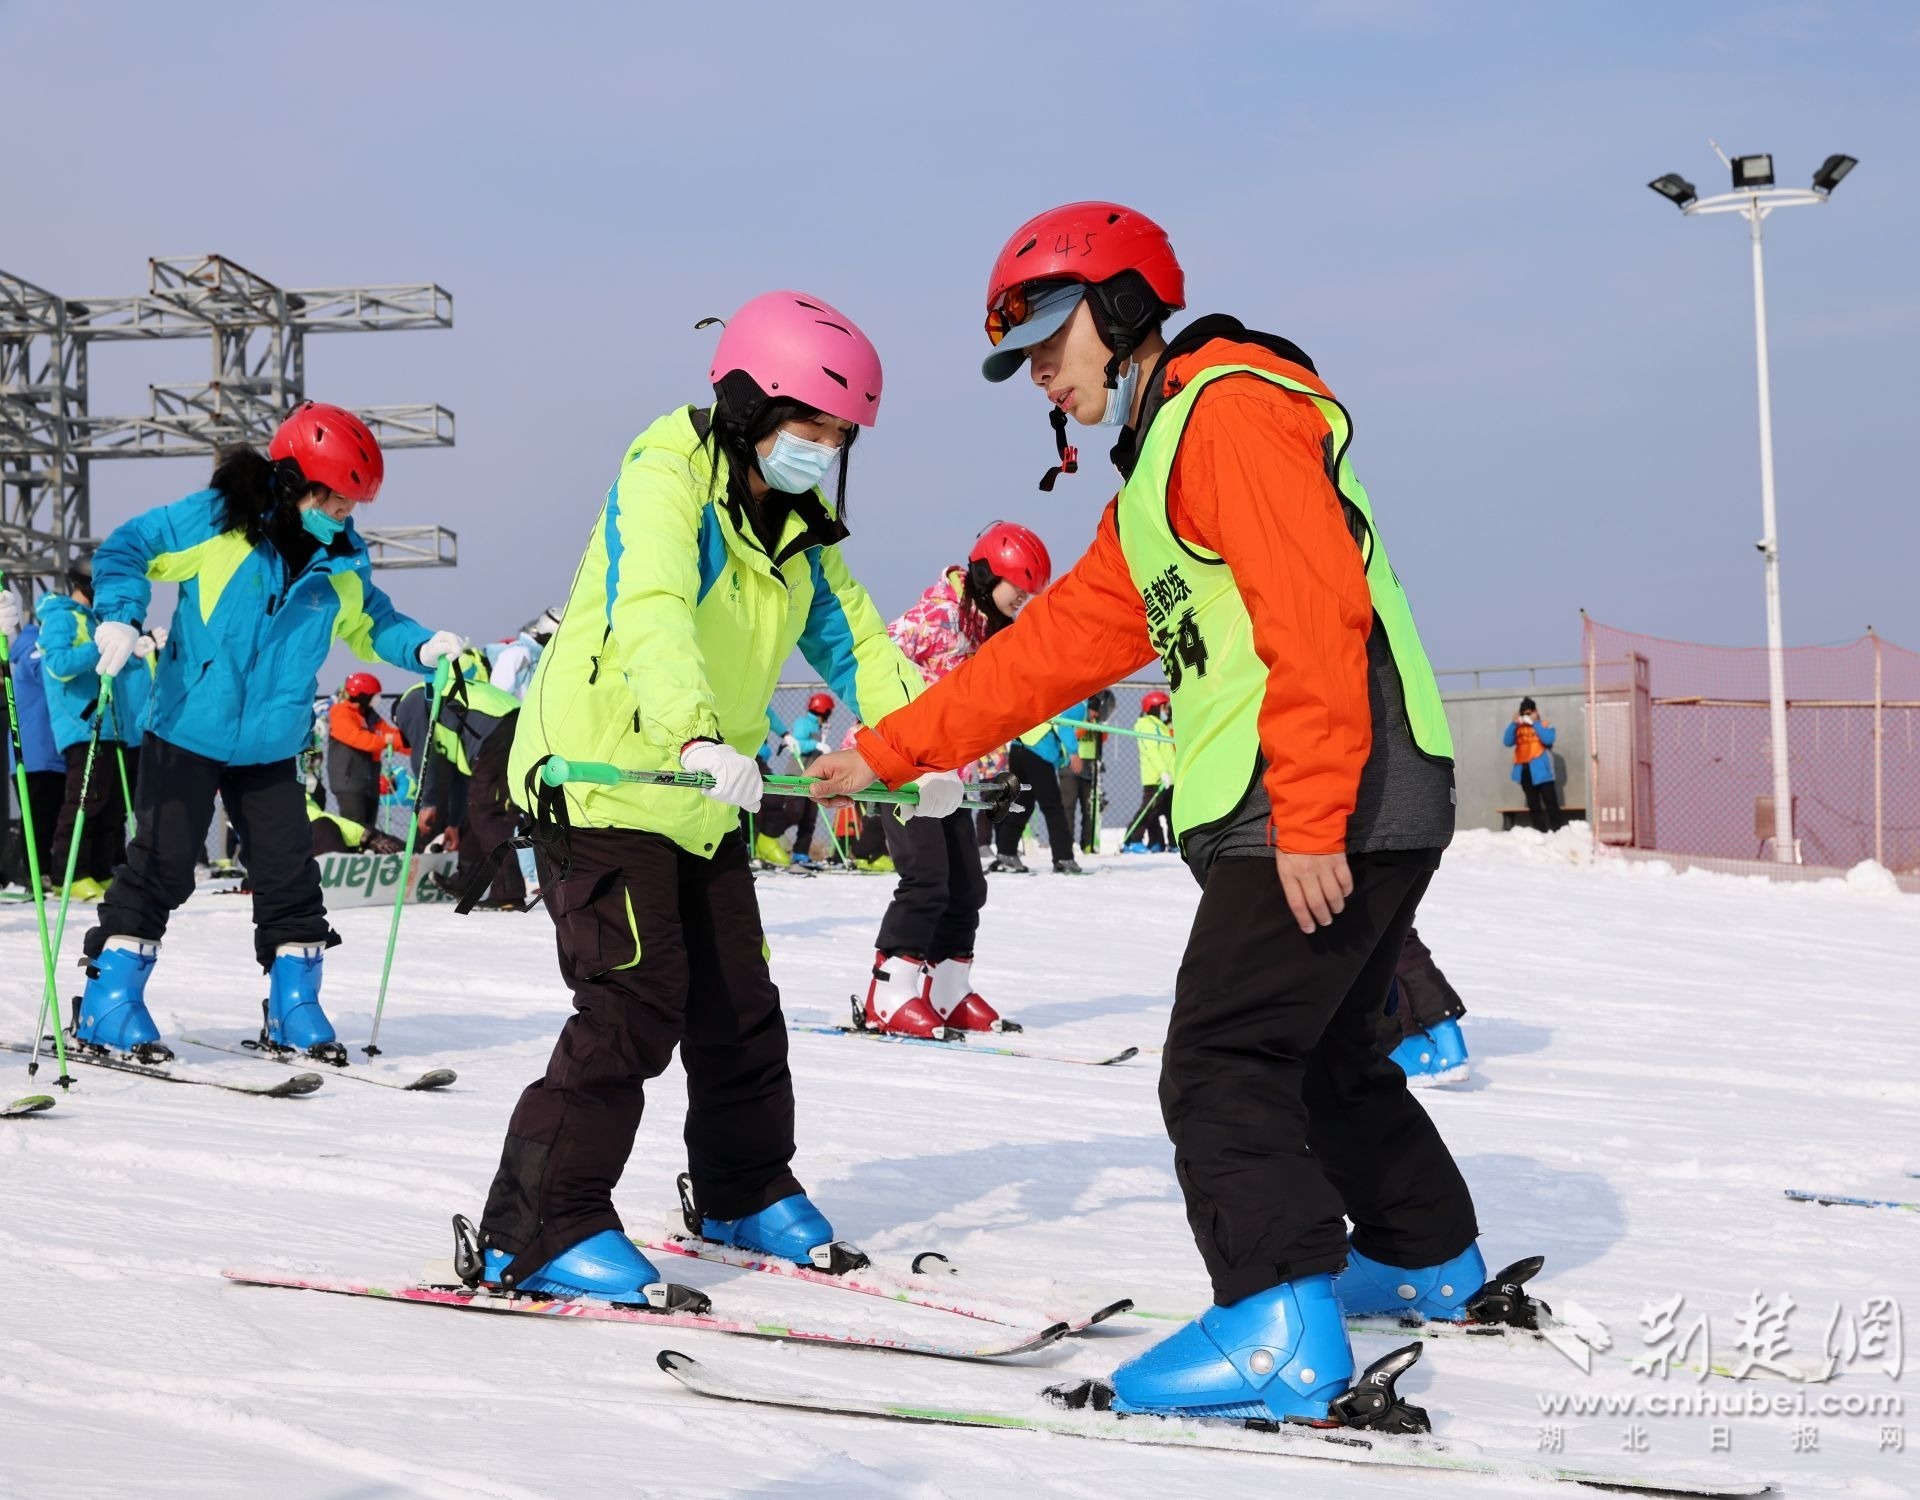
[705,370,857,519]
[964,557,1017,636]
[209,445,327,557]
[63,555,93,597]
[1520,697,1538,715]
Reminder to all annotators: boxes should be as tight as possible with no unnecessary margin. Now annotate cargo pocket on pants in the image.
[548,868,643,980]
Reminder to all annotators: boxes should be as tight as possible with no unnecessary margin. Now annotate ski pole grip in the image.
[541,755,627,787]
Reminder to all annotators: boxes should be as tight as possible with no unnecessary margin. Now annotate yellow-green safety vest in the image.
[1116,363,1453,842]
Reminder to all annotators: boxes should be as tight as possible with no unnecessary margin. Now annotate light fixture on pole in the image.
[1646,145,1859,864]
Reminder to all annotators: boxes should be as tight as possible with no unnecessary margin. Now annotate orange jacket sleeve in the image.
[329,701,393,755]
[856,503,1157,786]
[1168,379,1373,853]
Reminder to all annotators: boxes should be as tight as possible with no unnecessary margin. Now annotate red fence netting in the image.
[1584,618,1920,873]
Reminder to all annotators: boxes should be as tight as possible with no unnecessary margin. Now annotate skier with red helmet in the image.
[810,202,1522,1430]
[776,690,838,867]
[859,520,1051,1038]
[75,401,465,1067]
[467,292,955,1307]
[326,670,407,827]
[1124,688,1175,853]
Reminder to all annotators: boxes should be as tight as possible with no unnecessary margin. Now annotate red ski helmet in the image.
[969,521,1052,595]
[807,691,835,717]
[1141,689,1171,714]
[269,401,385,503]
[983,202,1185,369]
[344,671,382,698]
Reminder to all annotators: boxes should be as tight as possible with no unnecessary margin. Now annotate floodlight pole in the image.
[1680,184,1829,863]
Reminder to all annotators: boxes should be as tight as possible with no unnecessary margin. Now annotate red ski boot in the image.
[862,952,947,1038]
[927,956,1021,1033]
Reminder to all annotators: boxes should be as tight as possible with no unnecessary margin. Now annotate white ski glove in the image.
[93,621,140,678]
[0,589,20,644]
[1160,772,1173,788]
[418,630,466,669]
[681,739,764,813]
[907,769,966,820]
[133,632,159,659]
[782,733,804,763]
[150,624,169,651]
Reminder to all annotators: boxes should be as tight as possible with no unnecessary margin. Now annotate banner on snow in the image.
[315,850,461,908]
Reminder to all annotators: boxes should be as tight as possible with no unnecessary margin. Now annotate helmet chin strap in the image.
[1038,405,1078,492]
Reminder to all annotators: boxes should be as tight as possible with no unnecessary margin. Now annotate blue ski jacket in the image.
[34,594,151,752]
[90,489,432,767]
[4,622,64,773]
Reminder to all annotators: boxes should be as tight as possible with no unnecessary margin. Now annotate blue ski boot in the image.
[72,937,170,1062]
[680,1173,870,1275]
[453,1216,709,1312]
[260,943,346,1066]
[1049,1275,1430,1431]
[1389,1017,1470,1085]
[1336,1242,1550,1330]
[1104,1274,1357,1422]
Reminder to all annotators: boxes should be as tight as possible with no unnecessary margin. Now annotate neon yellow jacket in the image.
[510,406,924,855]
[1136,714,1175,785]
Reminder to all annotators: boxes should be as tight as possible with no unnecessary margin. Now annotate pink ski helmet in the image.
[708,291,884,427]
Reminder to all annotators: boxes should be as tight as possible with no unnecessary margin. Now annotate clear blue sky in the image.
[6,0,1916,675]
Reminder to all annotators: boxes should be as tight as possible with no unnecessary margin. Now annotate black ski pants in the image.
[86,734,332,970]
[998,744,1074,864]
[480,826,802,1281]
[457,718,526,907]
[1375,925,1468,1049]
[51,740,126,885]
[875,808,987,962]
[334,787,379,828]
[1163,849,1477,1306]
[1521,775,1564,833]
[1132,786,1173,849]
[4,770,64,887]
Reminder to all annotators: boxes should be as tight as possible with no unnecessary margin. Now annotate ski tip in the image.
[408,1069,459,1090]
[276,1073,327,1096]
[1087,1298,1135,1325]
[3,1095,57,1117]
[1106,1047,1140,1064]
[656,1349,696,1374]
[1036,1320,1073,1348]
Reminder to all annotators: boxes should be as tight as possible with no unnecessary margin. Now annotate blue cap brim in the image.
[980,285,1084,383]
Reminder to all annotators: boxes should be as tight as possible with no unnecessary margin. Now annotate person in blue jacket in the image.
[990,711,1080,874]
[74,401,466,1066]
[1502,697,1564,833]
[32,558,153,898]
[782,690,834,864]
[2,593,68,890]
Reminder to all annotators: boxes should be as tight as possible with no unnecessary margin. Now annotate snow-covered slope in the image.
[3,831,1914,1497]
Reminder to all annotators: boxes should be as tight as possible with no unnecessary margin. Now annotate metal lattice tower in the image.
[1,253,457,592]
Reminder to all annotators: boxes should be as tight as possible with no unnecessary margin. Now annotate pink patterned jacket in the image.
[886,567,1005,781]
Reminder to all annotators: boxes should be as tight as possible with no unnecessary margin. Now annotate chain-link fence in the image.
[1585,617,1920,875]
[766,677,1173,846]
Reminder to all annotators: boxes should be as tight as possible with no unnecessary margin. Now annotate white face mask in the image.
[757,428,841,493]
[1097,359,1141,427]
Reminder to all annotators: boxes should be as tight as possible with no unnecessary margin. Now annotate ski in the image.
[1,1041,324,1097]
[791,1021,1138,1068]
[654,1351,1770,1496]
[3,1093,56,1117]
[637,1228,1133,1338]
[1785,1188,1919,1213]
[181,1035,456,1092]
[222,1268,1071,1362]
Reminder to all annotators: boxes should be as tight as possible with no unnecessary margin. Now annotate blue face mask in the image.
[300,507,345,545]
[1097,359,1141,428]
[757,428,841,494]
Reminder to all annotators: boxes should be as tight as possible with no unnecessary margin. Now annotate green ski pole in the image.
[109,677,137,842]
[537,757,1027,821]
[1047,716,1174,745]
[28,677,110,1080]
[1,584,69,1087]
[364,657,451,1057]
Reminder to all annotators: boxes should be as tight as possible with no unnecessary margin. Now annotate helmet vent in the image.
[1014,237,1037,258]
[812,318,851,336]
[793,298,826,311]
[1107,212,1121,224]
[819,365,849,390]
